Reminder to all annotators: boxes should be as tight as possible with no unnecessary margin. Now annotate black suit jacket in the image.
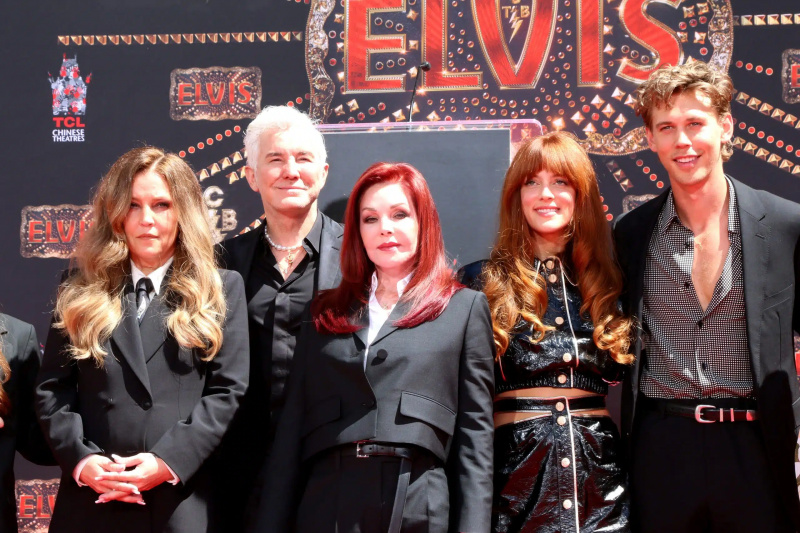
[215,212,343,526]
[256,288,495,533]
[0,314,54,533]
[613,177,800,526]
[35,269,249,533]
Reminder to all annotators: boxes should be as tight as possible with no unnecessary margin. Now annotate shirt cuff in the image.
[163,461,180,485]
[73,455,93,486]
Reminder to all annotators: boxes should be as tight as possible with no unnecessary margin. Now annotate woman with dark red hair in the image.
[254,162,495,533]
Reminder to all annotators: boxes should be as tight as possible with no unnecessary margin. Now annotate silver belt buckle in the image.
[356,441,369,458]
[694,404,717,423]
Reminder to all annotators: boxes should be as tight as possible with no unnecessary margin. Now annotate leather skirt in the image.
[492,397,630,532]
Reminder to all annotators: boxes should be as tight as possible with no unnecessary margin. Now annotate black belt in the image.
[640,397,758,423]
[339,442,417,533]
[494,395,606,413]
[339,442,417,460]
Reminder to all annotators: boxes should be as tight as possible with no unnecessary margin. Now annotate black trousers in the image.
[295,448,447,533]
[630,404,794,533]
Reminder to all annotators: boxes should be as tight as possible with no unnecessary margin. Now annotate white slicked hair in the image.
[243,105,327,168]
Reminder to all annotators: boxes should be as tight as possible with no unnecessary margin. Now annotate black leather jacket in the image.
[460,258,627,394]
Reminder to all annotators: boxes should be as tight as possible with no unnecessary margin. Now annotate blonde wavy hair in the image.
[481,132,634,365]
[55,147,226,365]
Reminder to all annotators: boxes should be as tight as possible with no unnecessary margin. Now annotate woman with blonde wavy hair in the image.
[35,147,249,533]
[460,131,634,532]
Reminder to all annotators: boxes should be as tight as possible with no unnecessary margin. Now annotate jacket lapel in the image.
[733,179,769,385]
[365,301,409,356]
[350,300,408,363]
[139,291,170,363]
[317,214,344,291]
[625,190,669,394]
[226,225,262,286]
[111,286,153,397]
[353,311,369,350]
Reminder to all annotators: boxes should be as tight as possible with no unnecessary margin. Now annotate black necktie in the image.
[135,278,154,324]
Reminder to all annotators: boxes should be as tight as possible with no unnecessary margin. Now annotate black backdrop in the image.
[3,0,800,529]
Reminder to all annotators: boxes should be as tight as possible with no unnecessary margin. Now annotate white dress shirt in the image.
[131,257,174,299]
[365,272,412,368]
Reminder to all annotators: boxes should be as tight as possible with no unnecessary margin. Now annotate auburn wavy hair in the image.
[55,147,227,365]
[313,162,461,333]
[481,132,633,364]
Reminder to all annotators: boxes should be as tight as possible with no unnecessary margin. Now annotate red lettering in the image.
[617,0,682,82]
[792,65,800,88]
[345,0,406,91]
[48,494,57,514]
[36,495,51,518]
[473,0,557,88]
[237,82,253,103]
[194,84,209,105]
[207,83,225,105]
[421,0,482,90]
[44,221,60,243]
[28,221,43,243]
[18,495,34,518]
[178,83,193,105]
[52,116,64,128]
[57,220,76,242]
[75,116,85,127]
[63,116,75,128]
[79,220,91,240]
[229,82,236,104]
[578,0,603,85]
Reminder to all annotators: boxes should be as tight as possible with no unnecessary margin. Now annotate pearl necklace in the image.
[264,226,303,275]
[263,226,303,252]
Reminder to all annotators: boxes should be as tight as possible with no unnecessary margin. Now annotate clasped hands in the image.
[80,453,173,505]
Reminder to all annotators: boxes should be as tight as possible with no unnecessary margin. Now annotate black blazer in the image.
[35,269,249,533]
[216,212,344,424]
[613,177,800,527]
[0,314,54,533]
[256,288,496,533]
[214,212,343,526]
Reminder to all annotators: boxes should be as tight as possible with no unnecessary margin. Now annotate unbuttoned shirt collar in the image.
[657,176,740,237]
[368,271,413,313]
[365,270,414,365]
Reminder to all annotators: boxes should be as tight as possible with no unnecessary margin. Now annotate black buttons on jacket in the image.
[142,400,152,410]
[375,349,388,361]
[361,400,375,408]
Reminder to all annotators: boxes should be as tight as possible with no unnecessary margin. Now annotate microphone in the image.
[408,62,431,123]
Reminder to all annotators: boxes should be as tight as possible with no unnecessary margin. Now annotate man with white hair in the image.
[216,106,343,528]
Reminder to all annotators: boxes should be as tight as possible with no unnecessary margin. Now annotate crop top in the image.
[459,258,627,395]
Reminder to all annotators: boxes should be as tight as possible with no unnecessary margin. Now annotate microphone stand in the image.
[408,61,431,123]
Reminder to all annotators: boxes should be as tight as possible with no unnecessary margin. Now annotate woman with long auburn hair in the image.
[35,147,249,533]
[460,131,634,532]
[255,162,495,533]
